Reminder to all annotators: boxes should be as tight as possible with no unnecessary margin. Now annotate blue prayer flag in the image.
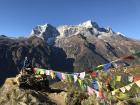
[103,63,112,71]
[56,72,62,80]
[92,80,99,91]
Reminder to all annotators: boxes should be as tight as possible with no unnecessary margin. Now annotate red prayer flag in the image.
[98,89,104,99]
[91,71,97,77]
[134,75,140,82]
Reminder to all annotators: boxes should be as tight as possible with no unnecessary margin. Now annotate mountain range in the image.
[0,20,140,85]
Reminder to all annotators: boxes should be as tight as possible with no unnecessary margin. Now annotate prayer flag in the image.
[122,75,128,83]
[103,63,112,71]
[135,80,140,87]
[125,85,131,91]
[67,74,73,83]
[79,72,85,80]
[116,76,121,81]
[74,75,78,83]
[40,69,45,75]
[56,72,62,80]
[111,89,119,95]
[50,70,55,79]
[33,68,36,74]
[107,76,112,83]
[129,83,134,87]
[128,76,133,82]
[120,87,126,93]
[99,89,104,99]
[61,73,66,80]
[92,80,99,90]
[78,79,83,87]
[87,86,94,95]
[35,68,45,75]
[46,70,50,75]
[91,71,97,78]
[95,65,103,70]
[134,75,140,82]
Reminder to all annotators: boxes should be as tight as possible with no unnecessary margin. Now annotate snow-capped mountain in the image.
[30,24,59,45]
[30,20,119,45]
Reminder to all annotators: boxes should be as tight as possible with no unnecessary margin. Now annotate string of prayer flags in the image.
[103,63,112,71]
[111,81,139,95]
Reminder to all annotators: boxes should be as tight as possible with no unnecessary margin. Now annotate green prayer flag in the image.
[36,68,44,75]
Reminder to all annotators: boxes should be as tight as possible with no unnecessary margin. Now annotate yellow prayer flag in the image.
[40,69,45,75]
[78,79,82,87]
[50,71,55,79]
[111,89,119,95]
[97,65,103,68]
[116,76,121,81]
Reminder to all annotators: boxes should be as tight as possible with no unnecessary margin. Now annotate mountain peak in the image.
[79,20,99,28]
[30,24,53,36]
[30,23,60,45]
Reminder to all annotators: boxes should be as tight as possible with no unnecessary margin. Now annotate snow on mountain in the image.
[30,20,127,45]
[30,24,60,45]
[78,20,99,28]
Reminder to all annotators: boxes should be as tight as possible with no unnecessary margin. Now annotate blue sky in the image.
[0,0,140,39]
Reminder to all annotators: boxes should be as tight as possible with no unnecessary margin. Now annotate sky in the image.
[0,0,140,39]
